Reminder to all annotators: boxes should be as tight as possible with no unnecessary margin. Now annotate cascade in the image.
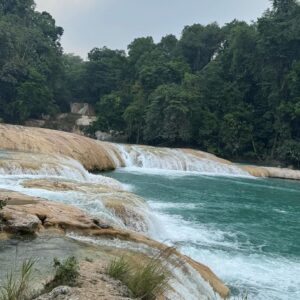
[107,143,251,177]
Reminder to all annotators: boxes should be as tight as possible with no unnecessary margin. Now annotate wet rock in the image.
[34,286,73,300]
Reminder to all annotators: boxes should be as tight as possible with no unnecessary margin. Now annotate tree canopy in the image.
[1,0,300,167]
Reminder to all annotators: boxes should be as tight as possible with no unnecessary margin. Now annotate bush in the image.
[0,259,35,300]
[0,199,7,210]
[106,249,173,300]
[107,256,130,281]
[45,256,79,291]
[127,257,170,300]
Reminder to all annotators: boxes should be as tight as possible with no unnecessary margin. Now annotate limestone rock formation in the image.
[241,165,300,180]
[0,124,116,171]
[1,123,300,180]
[0,189,229,299]
[0,190,104,235]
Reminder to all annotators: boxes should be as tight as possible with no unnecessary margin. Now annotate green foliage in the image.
[106,250,172,300]
[2,0,300,167]
[126,257,170,300]
[0,199,7,210]
[0,259,35,300]
[85,47,128,104]
[179,22,223,71]
[62,54,86,103]
[144,84,192,145]
[45,256,79,290]
[0,0,65,123]
[84,0,300,167]
[106,256,130,281]
[93,92,127,131]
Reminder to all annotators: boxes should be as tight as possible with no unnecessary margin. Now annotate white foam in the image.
[148,200,199,210]
[146,204,300,300]
[108,144,252,178]
[68,233,223,300]
[0,151,124,190]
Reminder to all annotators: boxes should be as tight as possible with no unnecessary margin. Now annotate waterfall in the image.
[0,150,150,232]
[0,124,250,177]
[107,143,251,177]
[0,151,123,188]
[0,125,235,299]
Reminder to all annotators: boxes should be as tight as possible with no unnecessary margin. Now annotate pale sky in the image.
[35,0,271,59]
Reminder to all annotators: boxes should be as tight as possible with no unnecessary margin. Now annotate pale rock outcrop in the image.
[0,189,229,299]
[22,178,149,233]
[0,124,116,171]
[241,165,300,180]
[76,116,97,126]
[70,103,95,116]
[0,190,105,234]
[1,124,300,180]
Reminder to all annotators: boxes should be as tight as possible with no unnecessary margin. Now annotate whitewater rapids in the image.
[0,149,228,299]
[104,143,251,177]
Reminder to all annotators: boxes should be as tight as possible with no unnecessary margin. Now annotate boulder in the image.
[0,189,104,235]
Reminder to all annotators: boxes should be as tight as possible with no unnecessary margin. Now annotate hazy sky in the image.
[35,0,271,59]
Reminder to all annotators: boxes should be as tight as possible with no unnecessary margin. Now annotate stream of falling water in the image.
[106,143,251,177]
[1,137,299,300]
[1,148,242,300]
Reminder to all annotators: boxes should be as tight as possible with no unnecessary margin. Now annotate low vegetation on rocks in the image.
[44,256,80,292]
[0,259,35,300]
[0,199,7,210]
[0,256,81,300]
[106,249,173,300]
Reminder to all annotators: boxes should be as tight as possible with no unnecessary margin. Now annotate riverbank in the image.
[0,149,229,299]
[1,123,300,181]
[0,123,299,299]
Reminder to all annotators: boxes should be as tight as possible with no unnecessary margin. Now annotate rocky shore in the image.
[0,189,229,299]
[1,123,300,299]
[1,123,300,180]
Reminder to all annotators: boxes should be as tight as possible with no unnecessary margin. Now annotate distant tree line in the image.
[1,0,300,167]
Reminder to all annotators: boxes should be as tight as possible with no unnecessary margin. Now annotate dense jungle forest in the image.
[1,0,300,166]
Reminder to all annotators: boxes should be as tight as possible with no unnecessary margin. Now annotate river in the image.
[0,146,299,299]
[107,169,300,300]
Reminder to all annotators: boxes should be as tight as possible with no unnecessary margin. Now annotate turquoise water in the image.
[107,170,300,300]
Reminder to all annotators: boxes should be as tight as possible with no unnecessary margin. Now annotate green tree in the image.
[144,84,192,145]
[0,0,65,122]
[94,92,127,131]
[179,23,223,71]
[85,47,128,103]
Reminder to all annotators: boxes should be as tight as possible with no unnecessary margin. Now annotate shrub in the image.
[0,199,7,210]
[127,257,170,300]
[0,259,35,300]
[106,248,173,300]
[107,256,130,281]
[45,256,79,291]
